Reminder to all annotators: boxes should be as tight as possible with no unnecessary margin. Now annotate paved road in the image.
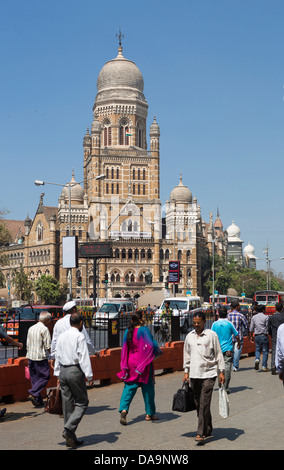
[1,355,284,452]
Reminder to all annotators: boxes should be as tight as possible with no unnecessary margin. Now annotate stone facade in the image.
[0,42,229,304]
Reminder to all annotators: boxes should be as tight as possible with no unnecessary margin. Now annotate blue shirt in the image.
[211,319,239,353]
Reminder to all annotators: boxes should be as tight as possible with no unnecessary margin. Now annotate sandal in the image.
[145,414,159,421]
[120,410,127,425]
[195,435,205,444]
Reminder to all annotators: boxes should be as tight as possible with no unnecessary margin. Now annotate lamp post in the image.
[262,245,284,290]
[35,174,105,300]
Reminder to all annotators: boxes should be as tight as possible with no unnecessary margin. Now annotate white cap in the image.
[63,300,76,312]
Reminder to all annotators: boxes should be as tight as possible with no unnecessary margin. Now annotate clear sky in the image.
[1,0,284,276]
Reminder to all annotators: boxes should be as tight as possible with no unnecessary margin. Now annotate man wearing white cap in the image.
[50,300,96,359]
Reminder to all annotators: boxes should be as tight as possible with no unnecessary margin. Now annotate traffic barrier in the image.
[0,337,261,403]
[0,341,185,402]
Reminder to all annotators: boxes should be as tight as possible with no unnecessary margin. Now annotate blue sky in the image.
[1,0,284,277]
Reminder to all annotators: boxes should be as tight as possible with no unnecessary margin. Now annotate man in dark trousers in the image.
[268,302,284,375]
[54,313,93,448]
[183,311,225,444]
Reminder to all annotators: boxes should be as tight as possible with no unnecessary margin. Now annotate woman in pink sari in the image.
[117,311,159,425]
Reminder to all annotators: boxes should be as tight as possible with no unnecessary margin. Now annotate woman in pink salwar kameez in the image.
[117,311,159,425]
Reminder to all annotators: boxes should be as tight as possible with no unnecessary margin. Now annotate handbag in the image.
[172,381,196,412]
[219,385,229,418]
[45,383,63,415]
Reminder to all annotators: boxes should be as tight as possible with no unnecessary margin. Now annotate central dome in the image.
[95,46,147,105]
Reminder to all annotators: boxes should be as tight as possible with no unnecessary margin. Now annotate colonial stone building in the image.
[1,40,229,305]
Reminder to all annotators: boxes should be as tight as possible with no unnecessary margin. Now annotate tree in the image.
[35,275,67,305]
[12,265,33,302]
[204,254,284,299]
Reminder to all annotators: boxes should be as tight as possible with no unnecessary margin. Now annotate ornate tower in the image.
[82,35,161,299]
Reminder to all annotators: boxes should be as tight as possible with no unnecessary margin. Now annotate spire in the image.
[116,28,124,57]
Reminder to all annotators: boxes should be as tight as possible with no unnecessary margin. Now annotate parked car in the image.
[92,300,134,328]
[152,296,202,333]
[3,305,63,342]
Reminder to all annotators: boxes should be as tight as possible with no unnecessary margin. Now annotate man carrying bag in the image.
[183,311,225,444]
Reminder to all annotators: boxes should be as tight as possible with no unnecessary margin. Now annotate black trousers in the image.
[191,376,216,437]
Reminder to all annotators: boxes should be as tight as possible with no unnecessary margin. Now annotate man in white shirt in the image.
[26,311,52,407]
[54,312,93,448]
[50,300,96,358]
[183,311,225,444]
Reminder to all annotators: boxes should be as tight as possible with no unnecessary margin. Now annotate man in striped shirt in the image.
[26,311,52,407]
[227,301,250,371]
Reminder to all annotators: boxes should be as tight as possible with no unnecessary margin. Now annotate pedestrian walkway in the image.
[1,355,284,451]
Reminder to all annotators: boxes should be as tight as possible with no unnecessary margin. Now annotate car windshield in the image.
[100,304,119,313]
[162,300,188,310]
[13,308,40,320]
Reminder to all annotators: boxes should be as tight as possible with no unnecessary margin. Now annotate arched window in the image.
[119,119,130,145]
[103,121,112,146]
[147,249,152,260]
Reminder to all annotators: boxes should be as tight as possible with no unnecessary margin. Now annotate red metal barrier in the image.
[0,338,260,403]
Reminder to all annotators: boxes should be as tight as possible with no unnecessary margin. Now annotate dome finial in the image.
[116,28,124,56]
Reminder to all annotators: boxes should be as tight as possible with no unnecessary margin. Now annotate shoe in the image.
[62,429,77,449]
[254,360,259,371]
[271,367,277,375]
[66,437,84,447]
[0,408,7,419]
[233,367,238,372]
[262,368,269,372]
[120,410,127,426]
[28,395,41,407]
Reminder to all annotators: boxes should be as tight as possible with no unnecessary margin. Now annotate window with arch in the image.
[37,223,43,242]
[119,119,130,145]
[103,120,112,146]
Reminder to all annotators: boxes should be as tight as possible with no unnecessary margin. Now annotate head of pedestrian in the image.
[218,306,228,318]
[63,300,77,315]
[231,300,240,311]
[192,311,206,334]
[257,304,266,314]
[39,311,52,326]
[276,302,283,313]
[165,301,170,309]
[70,312,84,331]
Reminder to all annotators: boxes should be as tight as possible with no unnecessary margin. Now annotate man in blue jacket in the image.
[212,306,241,393]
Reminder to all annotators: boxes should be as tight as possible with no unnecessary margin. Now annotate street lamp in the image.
[34,173,105,299]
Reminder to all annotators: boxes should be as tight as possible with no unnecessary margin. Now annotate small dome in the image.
[226,221,243,242]
[244,242,255,256]
[83,128,92,147]
[170,174,192,204]
[61,171,84,203]
[150,116,160,136]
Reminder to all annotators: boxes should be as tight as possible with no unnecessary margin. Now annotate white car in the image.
[93,300,134,328]
[152,296,202,333]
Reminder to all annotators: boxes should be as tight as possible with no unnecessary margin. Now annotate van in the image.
[153,296,202,332]
[93,299,134,328]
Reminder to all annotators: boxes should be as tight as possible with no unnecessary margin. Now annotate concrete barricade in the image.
[0,337,257,403]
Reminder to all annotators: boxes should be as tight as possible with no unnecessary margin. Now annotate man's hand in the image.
[219,371,225,384]
[183,372,189,383]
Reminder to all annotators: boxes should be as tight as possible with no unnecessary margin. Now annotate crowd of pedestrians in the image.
[3,297,284,448]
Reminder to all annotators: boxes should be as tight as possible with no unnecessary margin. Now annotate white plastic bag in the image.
[219,385,229,418]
